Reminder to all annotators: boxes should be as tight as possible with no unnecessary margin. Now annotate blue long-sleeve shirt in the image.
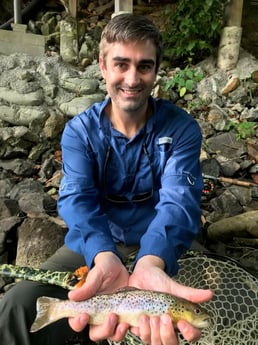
[58,96,203,275]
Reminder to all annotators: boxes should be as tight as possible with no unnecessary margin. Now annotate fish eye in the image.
[194,308,201,314]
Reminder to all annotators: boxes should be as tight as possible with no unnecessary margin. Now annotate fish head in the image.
[167,299,211,329]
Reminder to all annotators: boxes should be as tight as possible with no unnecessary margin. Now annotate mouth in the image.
[120,87,142,96]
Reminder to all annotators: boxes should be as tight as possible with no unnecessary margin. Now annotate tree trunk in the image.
[217,0,244,71]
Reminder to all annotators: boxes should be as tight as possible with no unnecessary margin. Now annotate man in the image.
[0,13,212,345]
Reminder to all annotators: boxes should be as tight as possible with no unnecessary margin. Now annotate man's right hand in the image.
[67,251,130,341]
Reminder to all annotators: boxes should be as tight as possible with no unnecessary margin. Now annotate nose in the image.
[124,66,140,86]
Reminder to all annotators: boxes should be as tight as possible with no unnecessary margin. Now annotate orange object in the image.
[73,266,89,288]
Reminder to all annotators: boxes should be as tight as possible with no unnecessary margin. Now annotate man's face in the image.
[99,40,157,113]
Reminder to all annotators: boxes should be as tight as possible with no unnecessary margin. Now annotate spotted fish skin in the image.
[30,288,211,332]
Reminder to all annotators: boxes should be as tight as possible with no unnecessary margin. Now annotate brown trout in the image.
[30,288,211,332]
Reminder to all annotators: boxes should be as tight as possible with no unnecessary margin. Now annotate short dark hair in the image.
[99,13,163,73]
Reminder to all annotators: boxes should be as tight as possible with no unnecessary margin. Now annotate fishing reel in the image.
[202,179,215,196]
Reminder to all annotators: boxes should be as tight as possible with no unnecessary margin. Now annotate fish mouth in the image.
[197,317,211,329]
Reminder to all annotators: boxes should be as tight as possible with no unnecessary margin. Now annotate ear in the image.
[99,56,106,78]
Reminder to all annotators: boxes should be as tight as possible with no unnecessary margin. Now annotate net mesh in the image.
[173,253,258,345]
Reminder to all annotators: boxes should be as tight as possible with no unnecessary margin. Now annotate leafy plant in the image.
[164,67,204,97]
[162,0,226,65]
[187,98,210,112]
[226,120,257,140]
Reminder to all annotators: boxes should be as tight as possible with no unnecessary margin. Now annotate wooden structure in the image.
[0,23,46,56]
[0,0,134,57]
[0,0,46,56]
[217,0,244,70]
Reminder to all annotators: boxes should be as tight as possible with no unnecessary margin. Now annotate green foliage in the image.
[164,67,204,97]
[187,98,210,111]
[226,120,257,140]
[162,0,226,64]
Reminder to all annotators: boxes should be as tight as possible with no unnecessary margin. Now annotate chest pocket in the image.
[154,137,174,175]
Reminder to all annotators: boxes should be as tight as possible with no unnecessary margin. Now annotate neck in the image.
[107,104,151,139]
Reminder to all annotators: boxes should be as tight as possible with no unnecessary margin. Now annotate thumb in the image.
[68,267,102,301]
[168,279,213,303]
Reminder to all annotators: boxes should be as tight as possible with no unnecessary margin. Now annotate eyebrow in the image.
[112,57,155,66]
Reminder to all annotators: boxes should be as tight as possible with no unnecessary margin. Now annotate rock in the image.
[209,189,243,217]
[205,132,246,158]
[221,75,240,95]
[0,217,22,255]
[43,113,66,139]
[207,105,228,131]
[18,192,56,215]
[8,179,44,200]
[0,199,20,219]
[207,210,258,241]
[0,159,38,177]
[0,87,44,106]
[59,77,99,95]
[252,70,258,82]
[15,215,67,268]
[216,155,241,177]
[59,93,105,116]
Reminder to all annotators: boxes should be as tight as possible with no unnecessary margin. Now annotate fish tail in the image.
[30,296,65,332]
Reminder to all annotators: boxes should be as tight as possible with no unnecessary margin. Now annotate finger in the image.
[89,313,118,342]
[68,313,90,332]
[150,316,162,345]
[168,280,213,303]
[138,314,151,344]
[130,326,140,337]
[160,314,178,345]
[108,322,130,342]
[177,320,201,342]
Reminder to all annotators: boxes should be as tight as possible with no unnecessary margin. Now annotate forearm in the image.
[136,181,202,275]
[58,185,119,268]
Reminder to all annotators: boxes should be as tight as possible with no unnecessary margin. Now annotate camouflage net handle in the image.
[0,264,88,290]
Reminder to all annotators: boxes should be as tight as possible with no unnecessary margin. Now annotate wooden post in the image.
[113,0,133,17]
[13,0,22,24]
[226,0,243,26]
[58,0,79,63]
[68,0,78,18]
[217,0,244,71]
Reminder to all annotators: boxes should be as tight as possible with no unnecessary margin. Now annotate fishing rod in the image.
[202,174,258,196]
[202,174,258,187]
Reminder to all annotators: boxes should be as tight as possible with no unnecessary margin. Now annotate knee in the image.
[0,281,41,325]
[1,280,68,316]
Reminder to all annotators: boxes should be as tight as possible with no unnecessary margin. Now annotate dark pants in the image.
[0,244,138,345]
